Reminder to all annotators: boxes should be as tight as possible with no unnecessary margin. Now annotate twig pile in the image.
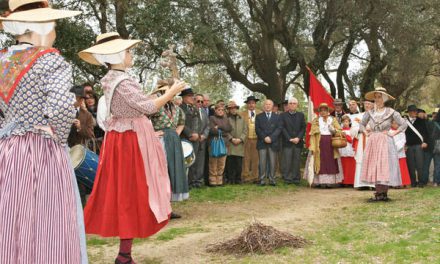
[207,221,308,255]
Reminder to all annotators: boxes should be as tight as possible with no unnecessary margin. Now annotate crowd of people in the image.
[1,1,440,263]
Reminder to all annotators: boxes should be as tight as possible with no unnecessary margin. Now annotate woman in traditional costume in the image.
[340,114,356,185]
[79,32,186,263]
[151,80,189,218]
[309,103,344,187]
[360,87,407,201]
[0,0,87,263]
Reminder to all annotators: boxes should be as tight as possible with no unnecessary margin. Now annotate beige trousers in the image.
[242,139,259,183]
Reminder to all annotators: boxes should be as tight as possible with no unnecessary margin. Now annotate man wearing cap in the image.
[331,98,346,124]
[256,99,282,186]
[225,100,248,184]
[180,88,203,187]
[240,95,262,183]
[405,104,430,187]
[280,97,306,184]
[68,85,95,148]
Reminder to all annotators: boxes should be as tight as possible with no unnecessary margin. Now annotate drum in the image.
[69,145,99,192]
[181,140,196,168]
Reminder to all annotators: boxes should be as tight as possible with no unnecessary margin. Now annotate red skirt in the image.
[399,158,411,186]
[84,130,168,239]
[341,157,356,185]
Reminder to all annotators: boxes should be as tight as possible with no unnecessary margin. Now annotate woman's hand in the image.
[167,80,187,97]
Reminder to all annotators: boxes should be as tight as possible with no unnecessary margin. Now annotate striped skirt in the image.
[0,133,86,263]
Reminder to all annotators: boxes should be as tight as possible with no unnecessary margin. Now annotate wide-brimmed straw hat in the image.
[314,102,334,113]
[0,0,81,22]
[365,87,395,101]
[78,32,141,65]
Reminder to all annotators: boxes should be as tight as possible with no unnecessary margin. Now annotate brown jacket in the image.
[239,109,261,139]
[68,108,95,147]
[227,114,248,157]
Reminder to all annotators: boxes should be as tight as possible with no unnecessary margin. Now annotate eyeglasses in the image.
[196,100,203,103]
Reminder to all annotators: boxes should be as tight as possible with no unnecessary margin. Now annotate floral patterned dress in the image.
[0,44,87,263]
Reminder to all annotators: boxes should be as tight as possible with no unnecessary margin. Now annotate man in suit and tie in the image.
[255,99,282,186]
[194,94,210,186]
[240,96,262,183]
[280,97,306,185]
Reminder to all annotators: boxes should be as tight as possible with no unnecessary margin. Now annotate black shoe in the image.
[269,182,276,186]
[258,182,266,186]
[115,252,133,264]
[170,212,182,219]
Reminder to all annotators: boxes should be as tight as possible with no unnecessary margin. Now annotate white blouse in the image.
[318,116,333,135]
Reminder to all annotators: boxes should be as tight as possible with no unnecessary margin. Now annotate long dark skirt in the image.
[319,135,339,174]
[163,129,189,201]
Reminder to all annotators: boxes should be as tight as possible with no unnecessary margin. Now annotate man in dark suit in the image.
[405,104,430,187]
[255,99,282,186]
[280,98,306,185]
[179,88,202,188]
[194,94,210,186]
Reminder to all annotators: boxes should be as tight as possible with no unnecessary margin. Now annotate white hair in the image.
[288,97,298,104]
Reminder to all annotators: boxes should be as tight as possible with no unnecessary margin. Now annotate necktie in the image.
[251,111,255,118]
[267,113,270,119]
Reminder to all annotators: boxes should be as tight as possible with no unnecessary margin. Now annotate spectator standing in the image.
[225,101,248,184]
[179,88,202,188]
[194,94,210,186]
[68,85,95,148]
[280,97,306,185]
[405,105,429,187]
[240,96,261,183]
[255,100,282,186]
[432,108,440,186]
[208,104,232,186]
[331,98,345,124]
[420,109,435,184]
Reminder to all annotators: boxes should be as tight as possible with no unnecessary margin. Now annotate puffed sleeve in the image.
[177,106,186,126]
[359,111,371,133]
[116,79,158,115]
[41,53,76,145]
[392,110,408,133]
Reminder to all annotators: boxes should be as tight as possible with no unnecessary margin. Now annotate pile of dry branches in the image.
[207,221,308,255]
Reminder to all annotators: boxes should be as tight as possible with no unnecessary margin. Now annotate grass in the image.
[156,226,207,241]
[227,187,440,264]
[184,182,301,203]
[87,185,440,263]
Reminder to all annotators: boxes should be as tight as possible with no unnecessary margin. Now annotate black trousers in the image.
[225,155,243,184]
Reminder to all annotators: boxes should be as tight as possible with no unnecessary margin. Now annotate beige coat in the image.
[227,114,248,157]
[308,116,342,174]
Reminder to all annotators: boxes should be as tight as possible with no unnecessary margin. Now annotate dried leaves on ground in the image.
[207,221,308,255]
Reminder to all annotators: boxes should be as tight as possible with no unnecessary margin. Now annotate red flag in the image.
[305,68,334,147]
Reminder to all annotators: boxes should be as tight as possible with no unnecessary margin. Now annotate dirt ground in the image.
[88,187,375,263]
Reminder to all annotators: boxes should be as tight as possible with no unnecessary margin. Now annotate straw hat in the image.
[365,87,395,101]
[0,0,81,22]
[314,102,334,113]
[78,32,141,65]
